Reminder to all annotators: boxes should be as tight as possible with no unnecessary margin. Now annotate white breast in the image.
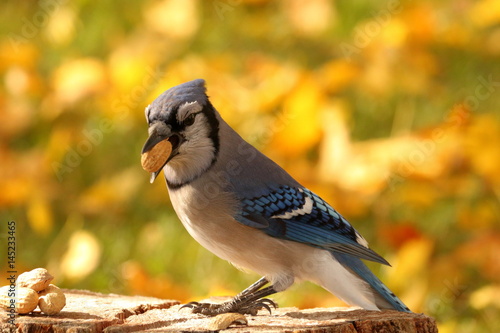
[167,182,321,291]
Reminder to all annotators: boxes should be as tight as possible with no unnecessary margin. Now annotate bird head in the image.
[141,79,220,186]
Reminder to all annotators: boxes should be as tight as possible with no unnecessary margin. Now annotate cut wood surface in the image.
[0,289,437,333]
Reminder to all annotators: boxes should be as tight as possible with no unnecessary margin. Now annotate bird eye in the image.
[184,114,196,126]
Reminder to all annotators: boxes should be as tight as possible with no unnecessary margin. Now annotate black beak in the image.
[142,133,167,154]
[142,127,184,183]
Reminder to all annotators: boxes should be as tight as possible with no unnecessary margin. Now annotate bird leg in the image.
[181,276,278,316]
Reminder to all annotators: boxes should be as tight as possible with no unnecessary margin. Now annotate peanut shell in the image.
[0,285,39,314]
[141,139,172,172]
[38,284,66,315]
[206,313,247,330]
[16,268,54,292]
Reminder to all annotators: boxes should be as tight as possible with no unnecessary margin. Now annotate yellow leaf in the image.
[60,230,101,281]
[317,60,360,93]
[403,4,436,43]
[458,200,499,231]
[395,182,442,208]
[52,58,106,105]
[385,237,434,290]
[121,260,191,301]
[79,168,142,214]
[43,6,76,46]
[269,75,323,157]
[470,0,500,27]
[400,278,428,313]
[463,114,500,187]
[284,0,334,36]
[455,234,500,281]
[437,320,459,333]
[248,57,300,112]
[0,41,39,71]
[0,177,32,207]
[144,0,199,39]
[45,127,73,165]
[383,238,433,311]
[380,18,408,48]
[4,66,30,96]
[27,197,53,236]
[470,284,500,309]
[317,101,351,181]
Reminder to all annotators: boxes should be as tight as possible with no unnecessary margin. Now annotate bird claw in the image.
[180,301,201,310]
[244,298,276,315]
[180,301,225,315]
[179,298,277,316]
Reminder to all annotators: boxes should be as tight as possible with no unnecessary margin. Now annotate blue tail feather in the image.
[332,252,411,312]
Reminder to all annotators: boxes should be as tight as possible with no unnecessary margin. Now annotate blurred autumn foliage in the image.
[0,0,499,331]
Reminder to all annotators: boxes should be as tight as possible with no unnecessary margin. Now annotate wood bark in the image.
[0,289,437,332]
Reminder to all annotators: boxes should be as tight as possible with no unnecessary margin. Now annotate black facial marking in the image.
[202,101,220,156]
[168,133,182,152]
[166,101,220,190]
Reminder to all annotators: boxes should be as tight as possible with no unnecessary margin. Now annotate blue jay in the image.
[141,79,410,315]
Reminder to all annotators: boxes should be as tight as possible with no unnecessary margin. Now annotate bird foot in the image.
[181,298,277,316]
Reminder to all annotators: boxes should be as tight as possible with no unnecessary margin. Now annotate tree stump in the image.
[0,289,437,332]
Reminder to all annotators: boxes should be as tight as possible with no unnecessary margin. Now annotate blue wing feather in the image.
[235,186,390,265]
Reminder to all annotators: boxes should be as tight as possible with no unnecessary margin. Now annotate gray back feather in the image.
[211,118,301,198]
